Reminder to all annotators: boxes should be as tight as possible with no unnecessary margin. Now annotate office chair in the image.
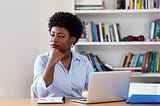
[30,84,36,98]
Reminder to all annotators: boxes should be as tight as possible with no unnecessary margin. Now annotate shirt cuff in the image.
[37,77,53,97]
[40,77,53,91]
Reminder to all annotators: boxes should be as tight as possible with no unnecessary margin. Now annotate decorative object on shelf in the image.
[121,35,145,42]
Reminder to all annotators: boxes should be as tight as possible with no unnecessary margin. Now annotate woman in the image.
[33,11,94,98]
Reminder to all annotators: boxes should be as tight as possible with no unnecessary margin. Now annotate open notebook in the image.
[72,71,131,104]
[37,96,65,104]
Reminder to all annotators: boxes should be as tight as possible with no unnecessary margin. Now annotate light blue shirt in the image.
[33,50,93,98]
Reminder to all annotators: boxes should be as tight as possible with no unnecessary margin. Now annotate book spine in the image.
[98,23,104,42]
[91,22,97,42]
[152,51,158,72]
[113,23,120,42]
[124,52,134,67]
[85,22,92,42]
[104,23,109,42]
[136,53,144,67]
[141,52,148,73]
[156,52,160,72]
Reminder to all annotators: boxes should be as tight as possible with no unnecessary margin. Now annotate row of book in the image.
[75,0,105,10]
[80,51,160,73]
[80,51,142,72]
[80,19,160,42]
[117,0,160,10]
[149,19,160,41]
[81,21,121,42]
[80,51,112,72]
[123,51,160,73]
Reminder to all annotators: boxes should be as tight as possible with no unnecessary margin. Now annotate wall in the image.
[0,0,73,99]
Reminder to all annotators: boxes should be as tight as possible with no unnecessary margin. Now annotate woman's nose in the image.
[51,36,58,42]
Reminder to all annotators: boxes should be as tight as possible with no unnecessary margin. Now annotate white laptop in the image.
[72,71,131,104]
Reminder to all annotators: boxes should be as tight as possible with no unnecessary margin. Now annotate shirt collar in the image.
[71,50,80,62]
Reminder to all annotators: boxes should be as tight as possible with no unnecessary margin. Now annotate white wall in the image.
[0,0,73,99]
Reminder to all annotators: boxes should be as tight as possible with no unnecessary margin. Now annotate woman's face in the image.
[50,26,75,53]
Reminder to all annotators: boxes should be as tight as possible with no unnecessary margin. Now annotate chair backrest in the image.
[30,84,36,98]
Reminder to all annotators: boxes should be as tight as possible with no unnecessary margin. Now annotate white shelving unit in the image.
[74,9,160,14]
[73,0,160,82]
[76,42,160,46]
[132,73,160,78]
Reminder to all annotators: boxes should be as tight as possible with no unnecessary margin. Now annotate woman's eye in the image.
[50,34,55,37]
[58,34,65,39]
[50,33,66,39]
[59,36,65,38]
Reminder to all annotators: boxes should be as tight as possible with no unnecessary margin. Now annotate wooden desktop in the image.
[0,98,159,106]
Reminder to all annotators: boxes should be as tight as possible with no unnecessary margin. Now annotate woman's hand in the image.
[49,48,65,66]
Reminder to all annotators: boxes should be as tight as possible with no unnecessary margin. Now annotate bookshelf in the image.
[73,0,160,83]
[74,9,160,14]
[76,42,160,46]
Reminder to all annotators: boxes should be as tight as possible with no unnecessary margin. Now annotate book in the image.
[75,0,104,10]
[109,24,116,42]
[156,52,160,72]
[136,53,144,67]
[75,0,103,6]
[103,23,109,42]
[107,24,112,42]
[133,53,140,67]
[85,22,92,42]
[89,53,98,71]
[147,51,154,72]
[117,0,122,9]
[116,23,122,41]
[141,52,148,73]
[125,0,130,9]
[154,19,160,38]
[149,20,155,40]
[129,54,136,67]
[98,23,104,42]
[124,52,134,67]
[92,54,103,71]
[91,22,97,42]
[95,24,100,42]
[37,96,65,104]
[126,94,160,104]
[95,55,112,71]
[101,23,107,42]
[152,51,159,73]
[75,6,104,10]
[113,23,120,42]
[81,21,86,39]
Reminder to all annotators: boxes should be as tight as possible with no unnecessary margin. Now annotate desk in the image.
[0,98,159,106]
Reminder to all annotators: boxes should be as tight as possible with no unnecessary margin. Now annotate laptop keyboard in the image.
[79,99,87,101]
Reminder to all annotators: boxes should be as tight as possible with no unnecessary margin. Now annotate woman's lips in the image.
[50,43,58,48]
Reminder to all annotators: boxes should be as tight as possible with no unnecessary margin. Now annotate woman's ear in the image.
[71,36,76,44]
